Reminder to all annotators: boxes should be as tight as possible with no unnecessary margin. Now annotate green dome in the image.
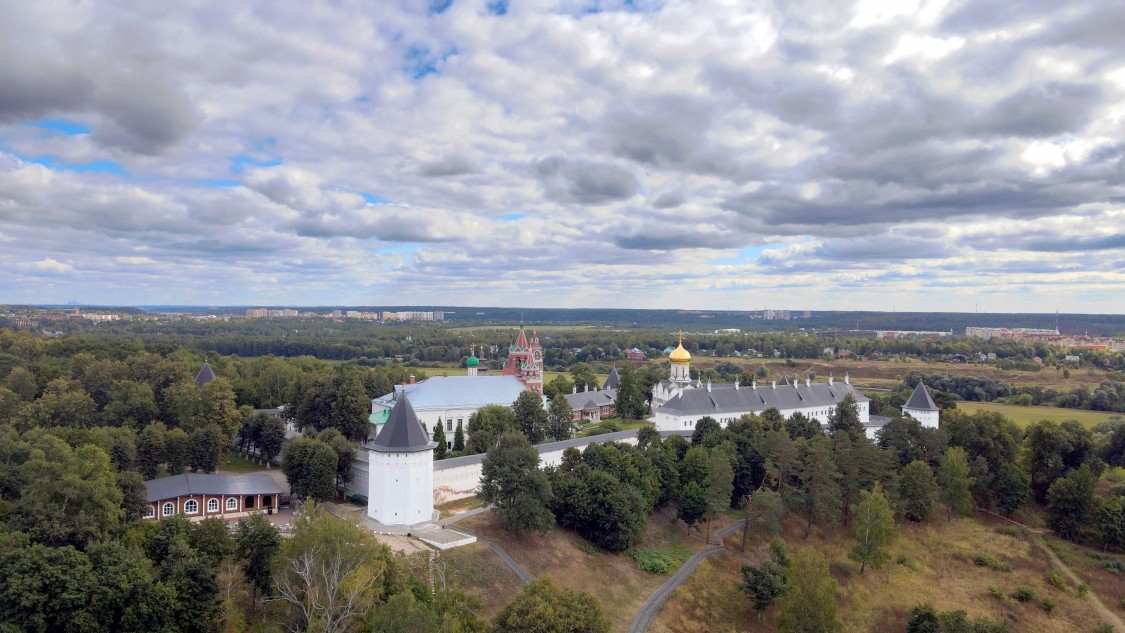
[466,354,479,367]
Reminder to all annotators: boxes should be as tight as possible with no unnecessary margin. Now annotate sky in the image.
[1,0,1123,313]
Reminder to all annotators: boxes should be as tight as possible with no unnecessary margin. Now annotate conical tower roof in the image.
[904,381,939,411]
[194,362,215,388]
[603,367,620,390]
[371,394,435,453]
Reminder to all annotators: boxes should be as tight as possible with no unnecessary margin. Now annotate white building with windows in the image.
[902,381,941,428]
[366,394,436,526]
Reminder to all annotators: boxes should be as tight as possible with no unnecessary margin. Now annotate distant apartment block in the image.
[346,310,380,320]
[381,311,445,322]
[965,327,1060,339]
[762,309,791,320]
[81,313,120,322]
[246,308,268,318]
[966,326,1124,351]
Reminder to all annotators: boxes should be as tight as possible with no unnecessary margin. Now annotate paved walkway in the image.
[627,520,746,633]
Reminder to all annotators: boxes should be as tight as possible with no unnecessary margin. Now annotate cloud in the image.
[19,258,74,273]
[534,157,638,205]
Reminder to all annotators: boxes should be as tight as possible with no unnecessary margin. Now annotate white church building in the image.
[652,337,894,439]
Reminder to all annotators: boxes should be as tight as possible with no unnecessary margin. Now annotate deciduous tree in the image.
[776,547,842,633]
[478,432,554,534]
[937,446,974,520]
[899,460,936,522]
[491,577,609,633]
[849,483,895,573]
[547,394,573,441]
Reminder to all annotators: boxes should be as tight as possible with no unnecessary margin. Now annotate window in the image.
[447,419,453,432]
[207,498,219,513]
[144,506,155,518]
[184,499,199,514]
[162,502,175,516]
[226,497,238,511]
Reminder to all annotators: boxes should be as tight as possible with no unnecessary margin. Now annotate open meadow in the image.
[955,401,1120,428]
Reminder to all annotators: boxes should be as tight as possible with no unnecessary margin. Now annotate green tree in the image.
[160,538,221,633]
[199,378,243,438]
[190,517,234,569]
[677,481,707,527]
[0,542,97,631]
[936,446,974,520]
[776,547,842,633]
[1046,463,1097,540]
[255,415,286,466]
[899,460,936,522]
[827,393,864,441]
[102,380,159,430]
[453,420,465,453]
[137,421,167,479]
[5,365,38,400]
[705,449,734,540]
[189,423,226,473]
[165,427,190,475]
[785,412,822,440]
[161,380,201,430]
[547,394,573,441]
[330,374,371,442]
[801,436,842,536]
[281,436,338,502]
[491,576,609,633]
[544,374,574,400]
[234,512,281,601]
[994,461,1029,517]
[117,470,150,522]
[1094,495,1125,551]
[849,483,895,573]
[466,405,517,455]
[316,427,356,489]
[740,559,787,615]
[569,363,599,392]
[748,489,786,537]
[478,432,554,534]
[274,505,398,633]
[511,390,549,445]
[615,364,647,420]
[432,420,448,459]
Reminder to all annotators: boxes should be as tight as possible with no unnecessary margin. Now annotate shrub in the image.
[1103,560,1125,575]
[630,548,680,574]
[1078,583,1090,598]
[1040,597,1056,613]
[576,539,603,555]
[973,554,1012,572]
[988,586,1006,601]
[1046,570,1068,591]
[1012,586,1034,603]
[996,525,1021,537]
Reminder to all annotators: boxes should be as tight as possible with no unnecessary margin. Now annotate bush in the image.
[1046,570,1068,591]
[1012,586,1034,603]
[1103,560,1125,575]
[973,554,1012,572]
[1040,597,1056,613]
[1078,583,1089,598]
[630,547,685,575]
[988,586,1006,601]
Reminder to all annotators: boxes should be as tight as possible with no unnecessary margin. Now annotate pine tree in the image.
[704,449,734,541]
[849,482,895,573]
[899,460,936,522]
[432,421,447,459]
[801,436,842,536]
[453,420,465,453]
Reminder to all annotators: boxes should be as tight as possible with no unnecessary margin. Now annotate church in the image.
[651,336,900,439]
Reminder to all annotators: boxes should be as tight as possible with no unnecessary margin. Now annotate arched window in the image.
[162,502,175,516]
[184,499,199,514]
[226,497,238,511]
[207,498,219,513]
[144,506,155,518]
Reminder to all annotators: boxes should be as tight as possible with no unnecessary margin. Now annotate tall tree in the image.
[478,432,554,534]
[677,481,707,528]
[827,393,864,441]
[801,436,842,536]
[234,512,281,602]
[512,390,549,444]
[785,412,822,440]
[165,427,190,475]
[849,483,895,573]
[1046,463,1098,540]
[136,421,167,479]
[189,424,226,473]
[615,364,647,420]
[705,449,734,540]
[547,394,573,441]
[274,505,398,633]
[776,547,843,633]
[1094,495,1125,552]
[492,577,609,633]
[316,428,356,490]
[432,420,448,459]
[936,446,974,520]
[256,415,286,466]
[5,365,38,400]
[281,436,338,502]
[569,363,599,392]
[465,405,517,455]
[453,419,465,453]
[199,378,243,438]
[740,559,787,616]
[994,461,1029,517]
[330,374,371,442]
[899,460,936,522]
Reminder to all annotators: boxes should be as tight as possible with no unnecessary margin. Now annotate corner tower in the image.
[903,382,940,429]
[367,394,436,526]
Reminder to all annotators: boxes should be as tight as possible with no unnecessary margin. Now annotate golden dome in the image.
[669,342,692,363]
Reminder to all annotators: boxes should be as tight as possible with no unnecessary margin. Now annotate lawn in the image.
[216,450,274,473]
[956,401,1119,428]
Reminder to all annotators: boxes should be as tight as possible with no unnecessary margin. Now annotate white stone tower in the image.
[367,393,436,526]
[903,381,940,428]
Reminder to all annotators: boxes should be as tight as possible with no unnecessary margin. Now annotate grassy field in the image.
[215,449,272,473]
[956,401,1120,428]
[652,513,1118,633]
[450,509,710,631]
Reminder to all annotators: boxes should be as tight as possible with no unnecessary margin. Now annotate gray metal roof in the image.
[145,473,283,502]
[904,382,939,411]
[603,367,620,389]
[656,381,869,416]
[371,375,527,412]
[370,395,435,453]
[563,388,616,411]
[194,362,215,388]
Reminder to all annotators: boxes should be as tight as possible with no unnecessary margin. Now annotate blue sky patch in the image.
[230,154,282,174]
[429,0,453,14]
[487,0,508,15]
[24,118,92,136]
[363,193,392,205]
[24,154,128,177]
[498,213,525,221]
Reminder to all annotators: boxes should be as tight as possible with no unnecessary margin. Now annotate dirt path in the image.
[628,521,746,633]
[979,510,1125,632]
